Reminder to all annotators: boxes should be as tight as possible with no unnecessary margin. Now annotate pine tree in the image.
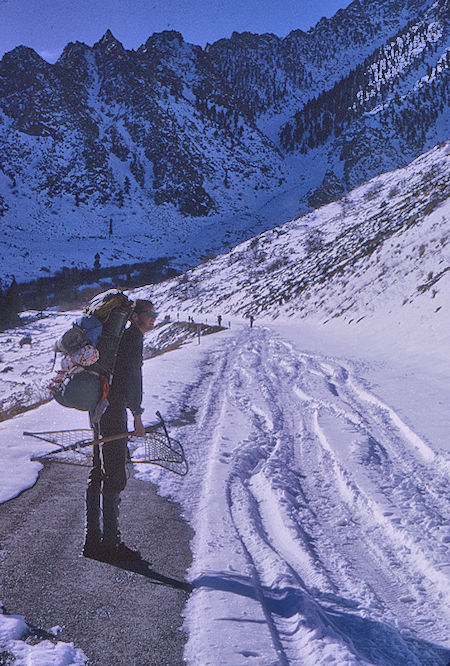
[0,278,21,330]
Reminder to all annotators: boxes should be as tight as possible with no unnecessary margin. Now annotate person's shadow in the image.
[192,572,450,666]
[102,562,450,663]
[111,557,193,593]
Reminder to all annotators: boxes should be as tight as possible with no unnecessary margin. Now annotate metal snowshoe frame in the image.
[24,411,189,476]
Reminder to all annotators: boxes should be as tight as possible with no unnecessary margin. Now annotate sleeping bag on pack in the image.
[53,370,102,412]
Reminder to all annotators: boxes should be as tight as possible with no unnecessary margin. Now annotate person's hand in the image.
[133,414,146,437]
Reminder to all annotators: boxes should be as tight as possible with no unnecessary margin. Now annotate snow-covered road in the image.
[146,324,450,665]
[1,320,449,664]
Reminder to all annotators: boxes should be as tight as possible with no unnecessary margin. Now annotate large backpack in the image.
[50,290,134,419]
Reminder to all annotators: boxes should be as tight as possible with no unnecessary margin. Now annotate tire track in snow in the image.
[306,358,450,603]
[309,409,449,628]
[178,326,450,664]
[225,329,450,663]
[180,332,287,665]
[287,346,450,641]
[227,333,373,663]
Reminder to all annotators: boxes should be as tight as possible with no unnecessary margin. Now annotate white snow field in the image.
[0,317,449,665]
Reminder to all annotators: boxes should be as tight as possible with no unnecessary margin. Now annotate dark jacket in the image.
[109,323,144,415]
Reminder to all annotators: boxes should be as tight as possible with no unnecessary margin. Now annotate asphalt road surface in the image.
[0,460,193,665]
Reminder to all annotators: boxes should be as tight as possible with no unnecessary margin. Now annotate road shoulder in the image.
[0,460,193,666]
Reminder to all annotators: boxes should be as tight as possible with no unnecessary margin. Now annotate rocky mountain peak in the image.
[57,40,92,68]
[0,45,47,70]
[139,30,186,55]
[94,29,126,56]
[283,28,309,42]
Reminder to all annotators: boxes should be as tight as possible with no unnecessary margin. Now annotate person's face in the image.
[135,307,157,333]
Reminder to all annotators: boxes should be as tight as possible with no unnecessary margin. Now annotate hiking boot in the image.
[82,538,107,561]
[102,540,142,562]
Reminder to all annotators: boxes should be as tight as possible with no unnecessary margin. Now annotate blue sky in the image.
[0,0,351,62]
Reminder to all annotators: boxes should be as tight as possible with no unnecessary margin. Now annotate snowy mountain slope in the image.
[0,310,82,417]
[135,142,450,331]
[0,31,284,283]
[0,0,448,285]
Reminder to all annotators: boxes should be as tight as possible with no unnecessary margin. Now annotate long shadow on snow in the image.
[194,573,450,665]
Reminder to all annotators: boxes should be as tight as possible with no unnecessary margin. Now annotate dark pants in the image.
[95,399,128,493]
[85,400,128,544]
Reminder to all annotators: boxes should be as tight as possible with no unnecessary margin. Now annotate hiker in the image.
[83,299,157,561]
[217,314,222,327]
[249,315,254,328]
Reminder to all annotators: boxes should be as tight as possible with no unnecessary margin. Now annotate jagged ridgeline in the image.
[0,0,448,284]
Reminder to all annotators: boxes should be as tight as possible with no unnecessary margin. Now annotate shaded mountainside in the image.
[0,0,448,284]
[281,0,449,197]
[207,0,437,119]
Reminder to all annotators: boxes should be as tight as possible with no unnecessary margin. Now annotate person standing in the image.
[83,299,157,561]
